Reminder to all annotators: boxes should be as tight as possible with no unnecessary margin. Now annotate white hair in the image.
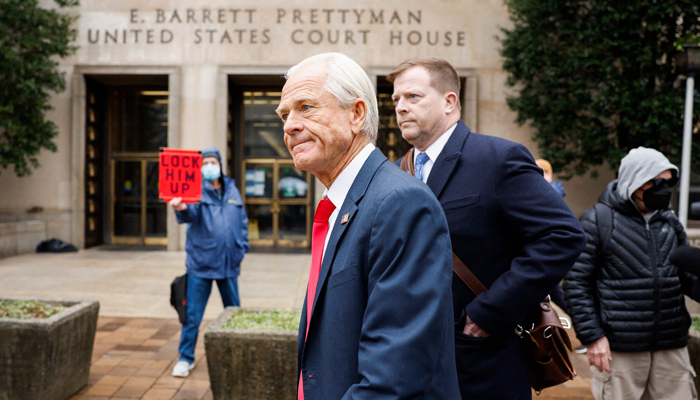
[285,53,378,144]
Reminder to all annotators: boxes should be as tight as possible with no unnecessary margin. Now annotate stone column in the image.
[174,65,223,250]
[167,71,181,251]
[179,65,221,151]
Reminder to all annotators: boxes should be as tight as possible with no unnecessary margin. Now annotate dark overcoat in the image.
[398,121,586,399]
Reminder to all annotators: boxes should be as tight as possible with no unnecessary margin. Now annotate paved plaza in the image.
[0,248,593,400]
[0,248,311,319]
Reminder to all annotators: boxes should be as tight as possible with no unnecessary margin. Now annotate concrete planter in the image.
[205,307,298,400]
[0,298,99,400]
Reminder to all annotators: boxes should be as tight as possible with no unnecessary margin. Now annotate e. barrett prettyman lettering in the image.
[85,7,465,47]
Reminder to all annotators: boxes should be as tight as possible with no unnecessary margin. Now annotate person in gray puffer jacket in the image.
[564,147,700,400]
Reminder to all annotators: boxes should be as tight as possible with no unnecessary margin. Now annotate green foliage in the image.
[0,0,78,177]
[0,299,65,319]
[500,0,700,178]
[693,315,700,332]
[675,34,700,51]
[223,310,302,331]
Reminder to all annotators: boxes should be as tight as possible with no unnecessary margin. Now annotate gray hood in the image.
[617,147,678,201]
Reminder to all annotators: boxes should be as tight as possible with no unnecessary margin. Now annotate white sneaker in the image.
[172,360,194,377]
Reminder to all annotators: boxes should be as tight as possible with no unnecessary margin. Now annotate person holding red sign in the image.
[169,146,249,378]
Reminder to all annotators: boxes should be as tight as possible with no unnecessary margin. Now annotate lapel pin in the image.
[341,213,350,225]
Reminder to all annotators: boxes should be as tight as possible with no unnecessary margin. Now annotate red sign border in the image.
[159,148,203,204]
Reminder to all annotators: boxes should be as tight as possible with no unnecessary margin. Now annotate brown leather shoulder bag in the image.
[453,241,577,394]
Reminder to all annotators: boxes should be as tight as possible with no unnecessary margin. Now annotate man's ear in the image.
[444,91,458,114]
[349,98,368,135]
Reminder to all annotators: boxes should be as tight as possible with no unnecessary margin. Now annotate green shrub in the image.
[223,310,301,331]
[692,316,700,332]
[0,299,65,319]
[500,0,700,179]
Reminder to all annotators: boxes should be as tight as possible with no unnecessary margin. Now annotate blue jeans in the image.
[178,275,240,363]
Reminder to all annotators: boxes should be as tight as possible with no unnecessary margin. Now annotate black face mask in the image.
[641,181,672,211]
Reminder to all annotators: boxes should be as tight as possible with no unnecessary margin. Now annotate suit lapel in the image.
[310,148,386,321]
[426,121,471,198]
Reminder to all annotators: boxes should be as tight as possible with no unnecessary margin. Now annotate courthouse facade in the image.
[0,0,626,251]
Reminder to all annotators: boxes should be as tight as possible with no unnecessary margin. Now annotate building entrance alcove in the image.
[84,75,169,248]
[228,75,313,248]
[375,76,413,163]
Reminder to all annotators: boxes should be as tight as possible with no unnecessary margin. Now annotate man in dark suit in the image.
[276,52,460,400]
[389,57,586,399]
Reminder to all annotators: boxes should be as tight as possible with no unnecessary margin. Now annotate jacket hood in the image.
[201,146,225,179]
[201,146,222,162]
[600,179,674,217]
[616,147,678,201]
[599,180,641,217]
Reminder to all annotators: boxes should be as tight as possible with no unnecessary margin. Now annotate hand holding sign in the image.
[159,149,203,204]
[169,197,188,211]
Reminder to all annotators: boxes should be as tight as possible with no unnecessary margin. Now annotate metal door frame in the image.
[242,159,312,247]
[110,154,167,246]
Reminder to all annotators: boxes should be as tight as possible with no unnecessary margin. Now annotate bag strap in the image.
[398,148,488,296]
[594,203,613,258]
[399,148,415,175]
[452,253,488,295]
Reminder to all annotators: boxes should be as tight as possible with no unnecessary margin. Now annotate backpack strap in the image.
[594,203,614,258]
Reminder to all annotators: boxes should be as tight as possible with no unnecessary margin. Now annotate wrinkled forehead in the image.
[283,64,326,96]
[277,67,328,114]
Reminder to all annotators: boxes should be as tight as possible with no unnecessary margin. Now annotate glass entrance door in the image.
[229,85,313,248]
[109,88,168,245]
[111,157,165,245]
[243,160,312,247]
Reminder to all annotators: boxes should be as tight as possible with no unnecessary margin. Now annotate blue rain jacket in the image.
[176,176,250,279]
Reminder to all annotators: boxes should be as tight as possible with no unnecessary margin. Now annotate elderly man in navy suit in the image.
[389,57,586,399]
[276,52,460,400]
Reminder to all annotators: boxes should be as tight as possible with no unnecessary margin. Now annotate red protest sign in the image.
[159,149,202,203]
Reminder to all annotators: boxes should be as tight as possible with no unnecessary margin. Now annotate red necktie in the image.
[299,198,336,400]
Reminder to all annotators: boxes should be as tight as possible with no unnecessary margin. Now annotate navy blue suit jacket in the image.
[398,121,586,336]
[298,148,460,400]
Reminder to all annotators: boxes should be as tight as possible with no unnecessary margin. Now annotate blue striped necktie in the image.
[414,152,429,181]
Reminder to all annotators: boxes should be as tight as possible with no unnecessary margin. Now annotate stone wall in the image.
[0,211,71,240]
[0,220,46,259]
[0,210,74,258]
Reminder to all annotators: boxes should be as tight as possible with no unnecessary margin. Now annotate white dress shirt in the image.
[320,143,376,259]
[412,123,458,183]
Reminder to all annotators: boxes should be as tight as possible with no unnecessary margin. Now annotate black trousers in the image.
[454,313,532,400]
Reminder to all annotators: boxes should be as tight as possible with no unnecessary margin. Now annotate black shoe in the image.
[574,345,587,354]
